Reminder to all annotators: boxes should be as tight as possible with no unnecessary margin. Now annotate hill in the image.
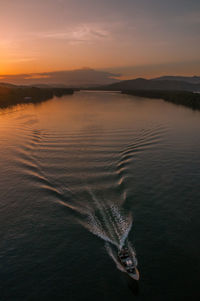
[153,76,200,84]
[97,78,200,92]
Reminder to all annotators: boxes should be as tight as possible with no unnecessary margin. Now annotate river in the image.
[0,91,200,300]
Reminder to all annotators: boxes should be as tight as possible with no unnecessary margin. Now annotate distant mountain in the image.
[153,76,200,84]
[97,78,200,92]
[0,68,120,87]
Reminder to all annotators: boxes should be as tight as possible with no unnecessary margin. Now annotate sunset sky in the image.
[0,0,200,80]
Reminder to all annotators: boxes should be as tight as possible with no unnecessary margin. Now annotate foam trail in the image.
[80,189,133,250]
[71,188,138,273]
[79,217,116,246]
[87,189,119,244]
[119,216,133,249]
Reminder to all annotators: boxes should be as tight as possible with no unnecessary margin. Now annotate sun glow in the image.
[0,0,199,78]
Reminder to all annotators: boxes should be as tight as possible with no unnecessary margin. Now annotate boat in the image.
[118,247,139,280]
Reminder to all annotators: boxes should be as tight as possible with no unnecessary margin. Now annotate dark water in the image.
[0,91,200,301]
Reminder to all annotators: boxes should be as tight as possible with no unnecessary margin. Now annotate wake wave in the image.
[75,189,139,273]
[79,189,133,250]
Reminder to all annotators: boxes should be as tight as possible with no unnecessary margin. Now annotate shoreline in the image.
[0,86,74,109]
[121,90,200,110]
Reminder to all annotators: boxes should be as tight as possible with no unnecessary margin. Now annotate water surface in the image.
[0,91,200,300]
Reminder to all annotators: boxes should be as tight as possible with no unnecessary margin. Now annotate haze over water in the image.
[0,91,200,300]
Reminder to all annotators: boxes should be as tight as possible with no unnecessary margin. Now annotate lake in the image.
[0,91,200,300]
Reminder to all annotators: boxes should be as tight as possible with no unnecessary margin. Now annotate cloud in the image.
[36,24,111,44]
[0,68,120,87]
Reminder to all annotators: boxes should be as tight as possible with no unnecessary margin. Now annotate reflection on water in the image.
[0,91,200,300]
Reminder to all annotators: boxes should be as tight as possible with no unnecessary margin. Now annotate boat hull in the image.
[118,260,140,280]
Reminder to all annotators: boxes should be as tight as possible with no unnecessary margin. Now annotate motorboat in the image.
[118,247,139,280]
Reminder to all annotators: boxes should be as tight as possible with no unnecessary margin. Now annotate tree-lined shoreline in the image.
[0,85,74,109]
[121,90,200,110]
[1,83,200,111]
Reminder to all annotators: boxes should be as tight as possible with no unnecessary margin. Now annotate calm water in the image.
[0,91,200,301]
